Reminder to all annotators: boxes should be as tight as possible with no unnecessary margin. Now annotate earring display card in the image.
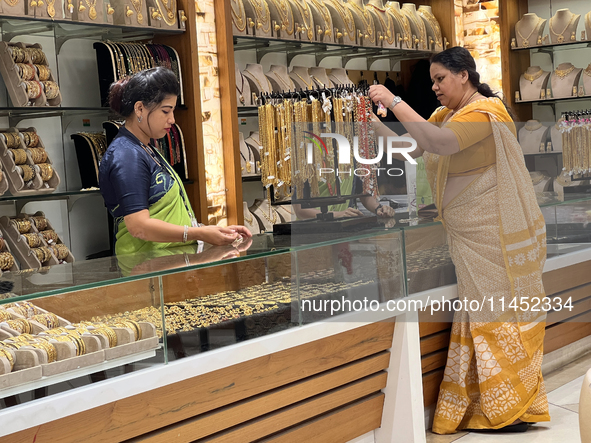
[146,0,178,29]
[112,0,149,27]
[34,0,64,20]
[0,0,26,17]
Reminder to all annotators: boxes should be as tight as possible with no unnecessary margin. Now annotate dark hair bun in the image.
[107,67,180,118]
[108,78,129,115]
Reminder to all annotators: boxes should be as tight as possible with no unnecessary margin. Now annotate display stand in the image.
[111,0,148,26]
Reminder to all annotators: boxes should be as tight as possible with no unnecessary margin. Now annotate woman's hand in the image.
[226,225,253,238]
[334,207,364,218]
[369,85,396,108]
[194,226,240,246]
[376,205,396,218]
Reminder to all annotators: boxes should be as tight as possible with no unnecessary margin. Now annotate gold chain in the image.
[269,0,294,35]
[418,7,442,47]
[523,68,544,82]
[292,71,314,89]
[554,65,575,79]
[325,0,355,36]
[244,68,273,92]
[403,8,427,48]
[367,4,394,44]
[291,0,314,41]
[347,1,375,43]
[516,17,542,47]
[231,0,246,31]
[549,13,575,43]
[160,0,177,26]
[270,70,293,91]
[387,4,412,46]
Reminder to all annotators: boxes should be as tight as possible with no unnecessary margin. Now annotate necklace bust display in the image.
[289,66,314,90]
[583,63,591,96]
[235,67,252,106]
[550,118,564,152]
[518,120,548,154]
[266,65,295,92]
[386,1,412,49]
[401,3,427,50]
[231,0,248,35]
[548,9,580,44]
[418,5,443,51]
[307,0,335,43]
[309,67,333,88]
[243,63,273,94]
[366,0,396,48]
[265,0,295,39]
[249,199,279,232]
[550,62,582,98]
[242,202,260,234]
[242,0,273,37]
[290,0,315,41]
[345,0,377,46]
[328,67,354,86]
[323,0,357,45]
[514,13,546,48]
[519,66,551,101]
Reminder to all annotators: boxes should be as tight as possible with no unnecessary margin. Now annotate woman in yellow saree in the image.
[369,46,549,433]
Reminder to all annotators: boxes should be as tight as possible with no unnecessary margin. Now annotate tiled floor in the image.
[426,352,591,443]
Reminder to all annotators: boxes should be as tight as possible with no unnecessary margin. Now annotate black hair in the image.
[108,67,179,118]
[430,46,515,119]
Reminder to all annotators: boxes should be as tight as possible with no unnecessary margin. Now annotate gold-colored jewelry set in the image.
[92,275,375,337]
[78,132,108,163]
[232,0,442,50]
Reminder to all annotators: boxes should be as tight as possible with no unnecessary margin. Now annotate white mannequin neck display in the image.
[550,62,582,98]
[550,119,564,152]
[243,64,273,95]
[265,65,295,92]
[307,0,335,43]
[530,171,552,193]
[250,199,280,232]
[242,202,260,234]
[242,0,273,37]
[323,0,357,45]
[289,66,314,90]
[236,67,251,106]
[328,68,354,86]
[290,0,315,41]
[366,0,396,48]
[401,3,427,49]
[386,2,412,48]
[345,0,377,46]
[514,13,546,48]
[519,66,551,101]
[518,120,549,154]
[309,67,334,88]
[583,63,591,96]
[548,9,580,44]
[418,5,443,51]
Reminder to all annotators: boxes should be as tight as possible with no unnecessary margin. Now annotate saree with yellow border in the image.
[426,98,550,433]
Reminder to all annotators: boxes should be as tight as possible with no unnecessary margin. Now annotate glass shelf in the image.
[511,40,591,53]
[0,14,185,40]
[515,96,591,106]
[233,34,438,65]
[0,189,100,203]
[0,106,113,121]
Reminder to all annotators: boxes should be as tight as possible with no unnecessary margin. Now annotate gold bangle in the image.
[0,348,15,370]
[0,310,12,321]
[10,148,27,165]
[42,81,59,100]
[37,163,53,181]
[19,164,35,182]
[31,216,48,230]
[0,252,14,271]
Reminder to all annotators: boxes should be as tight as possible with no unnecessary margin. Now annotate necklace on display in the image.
[84,0,98,20]
[516,17,542,47]
[524,68,544,83]
[550,13,575,43]
[524,121,543,131]
[311,74,325,88]
[368,4,394,44]
[325,0,355,36]
[348,1,375,42]
[236,71,246,104]
[271,70,293,91]
[245,68,272,92]
[403,8,427,47]
[293,72,314,89]
[270,0,294,35]
[418,7,442,47]
[248,0,271,33]
[159,0,176,25]
[554,65,575,79]
[292,0,314,41]
[231,0,247,31]
[244,210,254,225]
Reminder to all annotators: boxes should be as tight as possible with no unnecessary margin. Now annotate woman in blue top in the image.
[99,67,251,256]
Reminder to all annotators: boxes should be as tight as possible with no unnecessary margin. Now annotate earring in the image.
[138,115,142,123]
